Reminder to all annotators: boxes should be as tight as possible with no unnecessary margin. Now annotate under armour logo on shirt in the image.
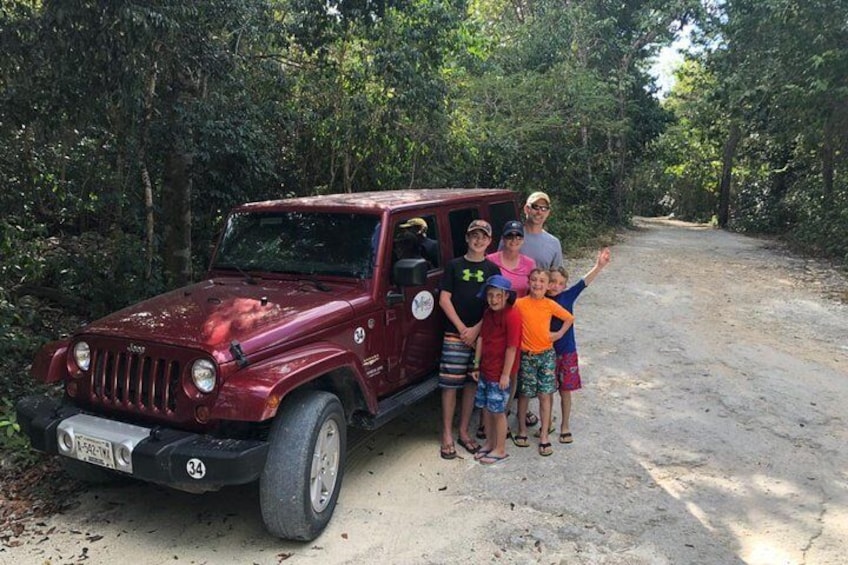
[461,269,485,282]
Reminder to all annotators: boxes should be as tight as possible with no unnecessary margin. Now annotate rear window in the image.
[448,208,480,258]
[489,200,519,243]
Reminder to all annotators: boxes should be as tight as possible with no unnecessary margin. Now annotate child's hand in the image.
[460,325,480,347]
[499,374,510,390]
[470,369,480,382]
[598,247,611,267]
[550,326,567,342]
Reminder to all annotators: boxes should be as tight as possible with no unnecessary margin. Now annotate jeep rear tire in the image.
[259,390,346,541]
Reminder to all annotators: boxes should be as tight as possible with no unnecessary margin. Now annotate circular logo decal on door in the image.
[411,290,435,320]
[353,327,366,344]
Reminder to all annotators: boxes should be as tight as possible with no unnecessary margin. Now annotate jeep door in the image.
[381,214,443,388]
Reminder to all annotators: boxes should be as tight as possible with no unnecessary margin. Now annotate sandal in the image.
[512,435,529,448]
[478,453,510,465]
[440,443,458,460]
[525,411,539,427]
[457,437,481,454]
[532,419,557,438]
[533,426,556,438]
[473,449,492,460]
[538,442,553,457]
[559,432,573,444]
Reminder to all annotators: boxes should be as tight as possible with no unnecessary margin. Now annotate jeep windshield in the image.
[212,211,380,278]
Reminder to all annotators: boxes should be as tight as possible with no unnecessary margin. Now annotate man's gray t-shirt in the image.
[521,230,563,269]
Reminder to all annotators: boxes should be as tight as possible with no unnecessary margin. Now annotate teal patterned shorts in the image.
[518,348,557,397]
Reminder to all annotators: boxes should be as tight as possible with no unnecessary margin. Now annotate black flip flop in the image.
[440,443,458,459]
[457,437,481,454]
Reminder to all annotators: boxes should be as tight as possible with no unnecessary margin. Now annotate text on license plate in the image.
[75,434,116,469]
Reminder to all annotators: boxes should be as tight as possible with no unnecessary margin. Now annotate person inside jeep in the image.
[400,217,439,267]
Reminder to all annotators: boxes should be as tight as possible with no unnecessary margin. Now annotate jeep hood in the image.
[79,278,359,362]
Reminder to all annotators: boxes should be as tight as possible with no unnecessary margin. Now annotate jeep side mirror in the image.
[392,258,427,286]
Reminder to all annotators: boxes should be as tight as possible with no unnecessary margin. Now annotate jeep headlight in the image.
[191,359,217,393]
[73,341,91,371]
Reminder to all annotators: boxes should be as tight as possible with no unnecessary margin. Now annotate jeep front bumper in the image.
[16,395,269,492]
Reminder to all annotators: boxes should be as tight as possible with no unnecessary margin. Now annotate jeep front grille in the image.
[88,347,180,414]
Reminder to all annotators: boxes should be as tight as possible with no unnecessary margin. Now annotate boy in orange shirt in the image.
[512,268,574,456]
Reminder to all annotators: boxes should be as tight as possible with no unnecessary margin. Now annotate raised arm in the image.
[583,247,611,286]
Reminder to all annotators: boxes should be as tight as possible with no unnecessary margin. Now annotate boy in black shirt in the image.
[438,219,501,459]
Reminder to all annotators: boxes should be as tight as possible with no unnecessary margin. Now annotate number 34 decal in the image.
[186,458,207,479]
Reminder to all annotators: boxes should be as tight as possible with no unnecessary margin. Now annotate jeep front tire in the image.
[259,390,346,541]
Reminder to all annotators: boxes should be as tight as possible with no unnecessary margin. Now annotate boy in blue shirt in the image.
[548,248,610,443]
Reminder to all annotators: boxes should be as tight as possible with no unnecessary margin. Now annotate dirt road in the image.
[3,217,847,564]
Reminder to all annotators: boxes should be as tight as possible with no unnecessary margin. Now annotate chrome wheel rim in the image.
[310,418,340,512]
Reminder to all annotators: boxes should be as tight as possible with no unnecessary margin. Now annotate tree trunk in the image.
[610,84,628,225]
[162,148,193,287]
[140,62,158,280]
[141,163,155,280]
[718,122,741,228]
[581,124,592,187]
[822,116,834,197]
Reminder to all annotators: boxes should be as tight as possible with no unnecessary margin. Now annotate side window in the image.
[392,215,440,270]
[448,208,479,258]
[489,200,519,243]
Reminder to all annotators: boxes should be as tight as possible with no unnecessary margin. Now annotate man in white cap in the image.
[501,191,563,431]
[521,191,563,270]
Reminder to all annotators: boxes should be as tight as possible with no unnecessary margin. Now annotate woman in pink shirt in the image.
[487,220,536,297]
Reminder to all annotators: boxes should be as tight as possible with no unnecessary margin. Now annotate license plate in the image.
[75,434,116,469]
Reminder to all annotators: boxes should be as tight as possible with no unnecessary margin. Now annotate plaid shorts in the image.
[517,348,557,397]
[556,352,582,391]
[438,333,475,389]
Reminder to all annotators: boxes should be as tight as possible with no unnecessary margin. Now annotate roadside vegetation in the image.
[1,0,846,472]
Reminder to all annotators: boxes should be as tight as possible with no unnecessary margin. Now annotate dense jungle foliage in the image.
[1,1,846,451]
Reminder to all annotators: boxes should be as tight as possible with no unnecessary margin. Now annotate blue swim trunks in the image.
[474,377,509,414]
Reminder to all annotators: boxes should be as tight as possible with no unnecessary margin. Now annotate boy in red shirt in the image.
[471,275,522,464]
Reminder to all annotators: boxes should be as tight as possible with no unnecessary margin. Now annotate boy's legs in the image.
[440,388,458,448]
[475,408,495,458]
[491,411,508,458]
[473,380,493,454]
[560,391,573,434]
[516,395,530,439]
[556,352,581,441]
[538,392,553,445]
[536,349,557,451]
[458,381,478,447]
[476,378,509,461]
[515,351,544,441]
[438,333,474,454]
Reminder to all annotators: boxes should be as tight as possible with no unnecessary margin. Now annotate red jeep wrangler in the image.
[17,188,519,541]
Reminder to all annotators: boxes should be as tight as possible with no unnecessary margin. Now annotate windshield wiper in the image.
[216,263,259,285]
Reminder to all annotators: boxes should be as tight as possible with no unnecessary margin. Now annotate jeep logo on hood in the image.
[127,343,146,354]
